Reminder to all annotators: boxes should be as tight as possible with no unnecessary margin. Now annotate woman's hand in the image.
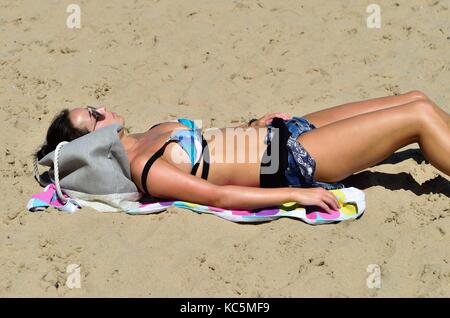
[250,112,292,127]
[290,187,341,214]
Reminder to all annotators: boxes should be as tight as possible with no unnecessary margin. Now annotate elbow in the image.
[211,185,229,209]
[212,185,243,210]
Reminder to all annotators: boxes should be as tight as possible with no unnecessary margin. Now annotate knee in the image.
[412,99,440,124]
[407,90,429,101]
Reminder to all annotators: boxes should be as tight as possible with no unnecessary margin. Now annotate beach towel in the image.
[27,183,366,225]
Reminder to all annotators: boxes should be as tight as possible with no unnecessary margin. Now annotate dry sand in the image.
[1,0,449,297]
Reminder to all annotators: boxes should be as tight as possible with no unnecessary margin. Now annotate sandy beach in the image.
[1,0,449,297]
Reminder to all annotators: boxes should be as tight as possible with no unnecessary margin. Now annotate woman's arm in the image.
[218,185,340,212]
[131,156,340,212]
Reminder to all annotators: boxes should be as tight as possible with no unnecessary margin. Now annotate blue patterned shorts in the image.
[283,116,345,190]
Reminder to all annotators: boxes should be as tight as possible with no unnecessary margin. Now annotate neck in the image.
[118,128,140,161]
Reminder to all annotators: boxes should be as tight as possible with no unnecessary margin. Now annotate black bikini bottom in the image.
[259,118,290,188]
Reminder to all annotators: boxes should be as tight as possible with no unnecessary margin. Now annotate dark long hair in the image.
[34,109,89,161]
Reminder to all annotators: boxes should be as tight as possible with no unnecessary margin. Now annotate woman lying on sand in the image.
[35,91,450,213]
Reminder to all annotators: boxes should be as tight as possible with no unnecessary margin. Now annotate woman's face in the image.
[69,106,125,132]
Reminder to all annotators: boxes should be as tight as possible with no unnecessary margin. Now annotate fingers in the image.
[294,188,339,214]
[263,112,292,125]
[318,202,334,214]
[268,112,291,120]
[334,194,340,210]
[326,191,340,210]
[319,188,340,212]
[323,195,340,211]
[277,112,291,120]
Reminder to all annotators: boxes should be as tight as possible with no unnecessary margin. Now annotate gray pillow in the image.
[37,123,138,195]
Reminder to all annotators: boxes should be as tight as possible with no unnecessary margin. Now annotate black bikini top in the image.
[140,119,210,196]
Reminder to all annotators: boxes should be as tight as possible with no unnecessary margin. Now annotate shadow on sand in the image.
[340,148,450,197]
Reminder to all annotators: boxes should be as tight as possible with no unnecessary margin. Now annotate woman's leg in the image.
[303,90,450,129]
[296,100,450,182]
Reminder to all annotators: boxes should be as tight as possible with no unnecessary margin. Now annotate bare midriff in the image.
[128,122,269,187]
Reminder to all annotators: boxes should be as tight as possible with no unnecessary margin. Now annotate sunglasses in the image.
[86,106,105,131]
